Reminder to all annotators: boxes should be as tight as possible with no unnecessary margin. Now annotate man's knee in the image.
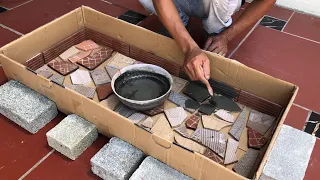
[139,0,157,14]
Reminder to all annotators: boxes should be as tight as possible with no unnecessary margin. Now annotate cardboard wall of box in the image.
[0,7,298,180]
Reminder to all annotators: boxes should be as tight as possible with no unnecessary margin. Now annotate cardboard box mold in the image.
[0,6,298,180]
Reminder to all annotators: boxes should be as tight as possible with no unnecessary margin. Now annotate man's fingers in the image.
[195,65,213,96]
[207,42,219,52]
[202,58,210,80]
[204,38,213,50]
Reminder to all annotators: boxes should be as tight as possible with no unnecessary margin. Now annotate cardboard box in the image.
[0,6,298,179]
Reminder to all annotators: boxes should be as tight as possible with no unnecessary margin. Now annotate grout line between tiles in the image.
[293,103,313,112]
[0,23,24,36]
[281,12,295,32]
[6,0,34,10]
[227,17,262,58]
[18,149,55,180]
[101,0,112,5]
[282,31,320,45]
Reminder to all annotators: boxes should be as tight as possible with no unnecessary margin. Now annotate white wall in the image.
[276,0,320,17]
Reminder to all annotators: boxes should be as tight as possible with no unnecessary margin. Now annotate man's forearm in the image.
[222,0,276,41]
[152,0,198,54]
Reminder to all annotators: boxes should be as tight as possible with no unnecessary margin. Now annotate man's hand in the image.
[183,47,213,95]
[204,34,229,57]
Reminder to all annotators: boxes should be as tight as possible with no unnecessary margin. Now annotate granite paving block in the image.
[46,114,98,160]
[129,156,192,180]
[0,80,58,134]
[184,82,210,102]
[168,91,200,113]
[260,125,316,180]
[229,107,250,141]
[91,137,144,180]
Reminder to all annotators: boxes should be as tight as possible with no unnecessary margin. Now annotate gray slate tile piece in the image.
[91,137,145,180]
[129,156,192,180]
[46,114,98,160]
[115,104,136,118]
[65,84,95,99]
[0,80,58,134]
[49,74,65,85]
[90,68,111,86]
[229,107,249,141]
[233,148,259,178]
[168,91,200,113]
[260,125,316,180]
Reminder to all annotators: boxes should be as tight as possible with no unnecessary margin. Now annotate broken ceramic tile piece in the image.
[115,104,136,118]
[229,107,250,141]
[164,107,187,127]
[174,134,206,154]
[151,115,174,142]
[99,94,120,110]
[199,104,215,115]
[48,58,79,76]
[203,148,223,165]
[105,66,119,79]
[215,109,235,123]
[128,112,146,124]
[59,46,80,61]
[141,117,153,130]
[96,83,113,101]
[210,94,241,112]
[37,70,53,78]
[143,103,164,116]
[202,115,231,131]
[171,75,188,93]
[49,74,65,85]
[247,110,276,135]
[108,53,136,69]
[168,91,200,113]
[248,127,267,149]
[65,84,95,99]
[173,125,189,138]
[184,83,210,102]
[90,68,111,86]
[233,148,259,178]
[68,50,92,63]
[77,46,113,70]
[185,114,201,130]
[190,128,227,158]
[70,69,92,85]
[224,138,239,165]
[75,40,100,51]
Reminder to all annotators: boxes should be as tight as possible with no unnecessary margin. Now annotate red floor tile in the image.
[0,66,8,85]
[106,0,151,16]
[0,0,128,34]
[138,14,162,33]
[0,113,64,179]
[0,27,20,47]
[232,26,320,112]
[284,105,309,130]
[266,5,293,21]
[0,0,32,9]
[283,12,320,42]
[23,135,109,180]
[305,139,320,180]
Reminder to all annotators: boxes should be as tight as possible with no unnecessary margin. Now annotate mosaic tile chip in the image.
[77,46,113,70]
[96,83,113,101]
[247,110,276,135]
[75,40,100,51]
[105,66,119,79]
[202,115,231,131]
[171,75,188,93]
[151,115,174,142]
[49,74,65,86]
[233,149,259,178]
[229,107,250,141]
[59,46,80,61]
[184,82,210,102]
[248,127,267,149]
[190,128,227,158]
[185,114,201,130]
[141,117,153,130]
[115,104,136,118]
[203,148,223,165]
[174,134,206,154]
[99,94,120,110]
[164,107,187,127]
[168,91,200,113]
[108,53,136,69]
[70,69,92,85]
[48,57,79,76]
[210,94,241,112]
[128,112,146,124]
[143,103,164,116]
[215,109,235,123]
[65,84,95,99]
[224,138,239,165]
[68,50,92,63]
[90,68,111,86]
[199,104,215,115]
[173,125,189,138]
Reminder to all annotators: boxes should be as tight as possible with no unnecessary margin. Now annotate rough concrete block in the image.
[130,156,193,180]
[0,80,58,134]
[260,125,316,180]
[46,114,98,160]
[90,137,145,180]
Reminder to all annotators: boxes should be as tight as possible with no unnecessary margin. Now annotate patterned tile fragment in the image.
[90,68,111,86]
[99,94,119,110]
[143,103,164,116]
[224,138,239,165]
[248,127,267,149]
[233,148,259,178]
[164,107,187,127]
[75,40,100,51]
[108,53,136,69]
[173,125,189,138]
[65,84,95,99]
[37,70,53,78]
[59,46,80,60]
[68,50,92,63]
[128,112,146,124]
[229,107,250,141]
[185,114,201,130]
[247,110,276,135]
[77,46,113,70]
[48,57,78,76]
[215,109,235,123]
[70,69,92,85]
[49,74,65,85]
[203,148,223,165]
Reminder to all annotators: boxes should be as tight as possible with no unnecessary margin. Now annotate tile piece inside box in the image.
[198,104,215,115]
[171,75,188,93]
[141,117,153,130]
[49,74,65,86]
[151,115,174,142]
[99,94,120,111]
[202,115,231,131]
[164,107,187,127]
[65,84,95,99]
[115,104,136,118]
[105,65,119,79]
[208,79,239,99]
[96,83,113,101]
[215,109,235,123]
[107,53,136,69]
[203,148,223,165]
[75,40,100,51]
[143,103,164,116]
[168,91,200,113]
[70,69,92,85]
[174,134,206,154]
[185,114,201,130]
[48,58,79,76]
[77,47,113,70]
[173,125,189,138]
[229,107,250,141]
[248,127,267,149]
[247,110,276,135]
[128,112,146,124]
[37,70,53,79]
[184,83,210,102]
[259,16,287,31]
[233,148,259,178]
[118,10,147,24]
[59,46,80,61]
[224,138,239,165]
[210,94,241,112]
[68,50,92,63]
[90,68,111,86]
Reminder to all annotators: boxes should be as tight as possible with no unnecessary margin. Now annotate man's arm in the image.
[204,0,276,56]
[153,0,213,95]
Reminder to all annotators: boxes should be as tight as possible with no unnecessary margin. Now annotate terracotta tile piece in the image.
[90,68,111,86]
[105,65,120,79]
[202,115,232,131]
[70,69,92,85]
[224,138,239,165]
[247,110,276,135]
[174,134,206,154]
[151,115,174,142]
[185,114,201,130]
[229,107,250,141]
[48,57,79,76]
[173,125,189,138]
[233,148,259,178]
[215,109,235,123]
[203,148,224,165]
[59,46,80,61]
[248,127,267,149]
[75,40,100,51]
[128,112,146,124]
[65,84,95,99]
[77,47,113,70]
[68,50,92,63]
[49,74,65,85]
[164,107,187,127]
[143,103,164,116]
[96,83,113,101]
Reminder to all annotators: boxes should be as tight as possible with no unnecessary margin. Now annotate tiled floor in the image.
[0,0,320,179]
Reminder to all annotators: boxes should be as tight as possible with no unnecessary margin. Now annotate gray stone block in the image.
[0,80,58,134]
[90,137,145,180]
[46,114,98,160]
[260,125,316,180]
[130,156,193,180]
